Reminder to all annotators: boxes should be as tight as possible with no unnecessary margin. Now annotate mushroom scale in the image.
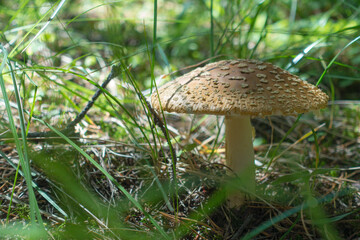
[151,59,329,117]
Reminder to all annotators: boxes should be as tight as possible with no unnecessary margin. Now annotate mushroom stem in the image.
[225,115,255,197]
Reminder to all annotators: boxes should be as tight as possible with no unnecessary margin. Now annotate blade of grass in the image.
[21,0,66,54]
[210,0,214,57]
[310,126,320,169]
[0,45,43,226]
[243,1,266,58]
[152,0,157,76]
[249,3,270,59]
[316,34,360,86]
[149,70,179,214]
[6,157,21,222]
[22,71,38,136]
[7,60,43,225]
[8,1,59,57]
[148,2,179,212]
[207,116,225,161]
[269,122,326,168]
[279,214,300,240]
[266,114,302,170]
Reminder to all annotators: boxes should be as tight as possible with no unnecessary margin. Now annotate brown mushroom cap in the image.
[151,59,329,117]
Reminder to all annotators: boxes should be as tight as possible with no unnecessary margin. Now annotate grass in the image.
[0,0,360,239]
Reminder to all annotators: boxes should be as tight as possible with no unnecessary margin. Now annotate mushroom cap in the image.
[151,59,329,117]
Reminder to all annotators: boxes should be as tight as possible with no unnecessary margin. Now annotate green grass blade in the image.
[7,60,43,225]
[8,2,59,57]
[146,5,179,211]
[6,158,21,222]
[210,0,214,57]
[266,114,302,170]
[0,45,43,226]
[22,0,66,54]
[316,34,360,86]
[22,72,38,136]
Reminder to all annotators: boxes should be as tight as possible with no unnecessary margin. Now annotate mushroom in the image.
[150,59,329,206]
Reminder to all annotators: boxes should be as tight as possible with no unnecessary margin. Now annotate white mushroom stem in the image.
[225,115,255,194]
